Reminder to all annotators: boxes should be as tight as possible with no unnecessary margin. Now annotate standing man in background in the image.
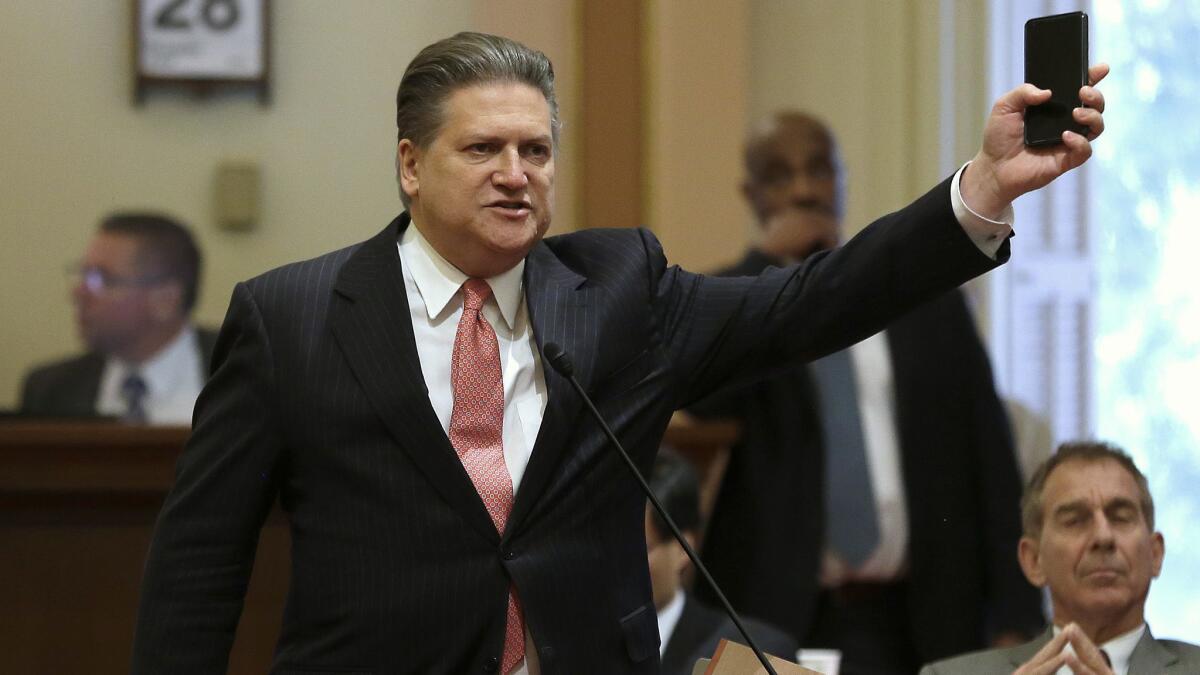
[20,212,215,424]
[693,111,1045,674]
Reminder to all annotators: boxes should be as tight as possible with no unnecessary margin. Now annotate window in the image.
[1092,0,1200,637]
[989,0,1200,637]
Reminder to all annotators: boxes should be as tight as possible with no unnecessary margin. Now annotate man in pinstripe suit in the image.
[131,32,1109,675]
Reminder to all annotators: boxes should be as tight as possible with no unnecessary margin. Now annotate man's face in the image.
[398,82,555,278]
[71,232,162,356]
[742,116,841,259]
[1019,458,1164,630]
[645,508,689,611]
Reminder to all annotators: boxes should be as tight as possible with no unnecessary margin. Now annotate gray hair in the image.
[1021,440,1155,539]
[394,32,560,207]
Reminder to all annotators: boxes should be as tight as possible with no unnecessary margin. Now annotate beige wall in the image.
[0,1,577,408]
[643,0,749,271]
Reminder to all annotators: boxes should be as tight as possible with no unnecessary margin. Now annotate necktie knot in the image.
[461,278,493,312]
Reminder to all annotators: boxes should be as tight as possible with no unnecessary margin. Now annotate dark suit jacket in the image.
[919,626,1200,674]
[131,177,1006,674]
[660,594,798,675]
[693,250,1043,662]
[19,327,219,418]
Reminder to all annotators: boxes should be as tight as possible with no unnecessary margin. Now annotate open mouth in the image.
[488,200,532,215]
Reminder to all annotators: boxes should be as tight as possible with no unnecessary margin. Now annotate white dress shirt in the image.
[1052,623,1145,675]
[397,221,549,493]
[95,325,205,425]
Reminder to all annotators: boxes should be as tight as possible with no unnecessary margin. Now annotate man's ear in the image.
[397,139,420,201]
[741,181,765,225]
[1018,536,1047,587]
[149,282,184,321]
[1151,531,1165,578]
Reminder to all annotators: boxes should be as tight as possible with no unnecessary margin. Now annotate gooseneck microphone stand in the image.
[542,343,779,675]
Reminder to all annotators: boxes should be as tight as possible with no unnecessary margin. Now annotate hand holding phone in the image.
[1024,11,1089,146]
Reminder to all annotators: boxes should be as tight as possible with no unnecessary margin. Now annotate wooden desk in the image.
[0,422,286,675]
[1,418,736,674]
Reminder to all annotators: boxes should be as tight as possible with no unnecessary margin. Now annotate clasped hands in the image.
[1013,623,1115,675]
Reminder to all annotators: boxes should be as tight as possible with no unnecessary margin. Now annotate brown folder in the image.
[701,639,820,674]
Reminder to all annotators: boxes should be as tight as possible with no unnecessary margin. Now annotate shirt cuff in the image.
[951,162,1014,260]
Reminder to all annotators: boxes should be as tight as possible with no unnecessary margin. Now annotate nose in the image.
[492,149,528,190]
[787,170,822,202]
[1091,512,1117,550]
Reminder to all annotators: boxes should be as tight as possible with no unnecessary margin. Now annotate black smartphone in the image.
[1024,11,1089,146]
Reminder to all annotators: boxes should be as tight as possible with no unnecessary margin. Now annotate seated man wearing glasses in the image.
[20,212,216,425]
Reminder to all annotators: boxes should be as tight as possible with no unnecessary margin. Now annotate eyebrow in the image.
[1051,497,1141,519]
[1051,501,1091,519]
[1105,497,1140,513]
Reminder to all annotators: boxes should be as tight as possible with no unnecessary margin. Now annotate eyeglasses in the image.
[65,263,168,294]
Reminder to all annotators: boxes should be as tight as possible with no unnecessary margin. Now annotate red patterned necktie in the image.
[448,278,524,673]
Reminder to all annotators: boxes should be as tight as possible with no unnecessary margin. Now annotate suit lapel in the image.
[73,354,105,416]
[1129,627,1175,672]
[1007,628,1053,669]
[505,240,596,537]
[330,214,498,543]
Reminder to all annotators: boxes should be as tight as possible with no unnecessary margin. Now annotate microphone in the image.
[542,342,780,675]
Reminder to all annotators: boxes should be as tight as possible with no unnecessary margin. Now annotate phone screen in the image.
[1024,11,1088,146]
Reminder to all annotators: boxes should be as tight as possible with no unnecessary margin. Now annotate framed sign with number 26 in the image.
[133,0,271,104]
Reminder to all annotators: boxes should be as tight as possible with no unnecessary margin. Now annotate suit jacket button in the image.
[503,549,516,561]
[483,656,500,672]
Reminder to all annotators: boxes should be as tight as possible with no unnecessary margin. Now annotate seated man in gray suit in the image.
[20,212,216,424]
[921,441,1200,675]
[648,448,798,675]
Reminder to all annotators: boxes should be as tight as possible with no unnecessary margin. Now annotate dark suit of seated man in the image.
[20,213,215,424]
[921,441,1200,675]
[648,448,798,675]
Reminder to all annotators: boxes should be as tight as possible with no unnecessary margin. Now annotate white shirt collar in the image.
[656,589,686,657]
[1051,622,1145,675]
[401,218,525,331]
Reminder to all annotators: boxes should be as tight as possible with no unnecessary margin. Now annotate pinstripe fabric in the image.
[132,176,1008,674]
